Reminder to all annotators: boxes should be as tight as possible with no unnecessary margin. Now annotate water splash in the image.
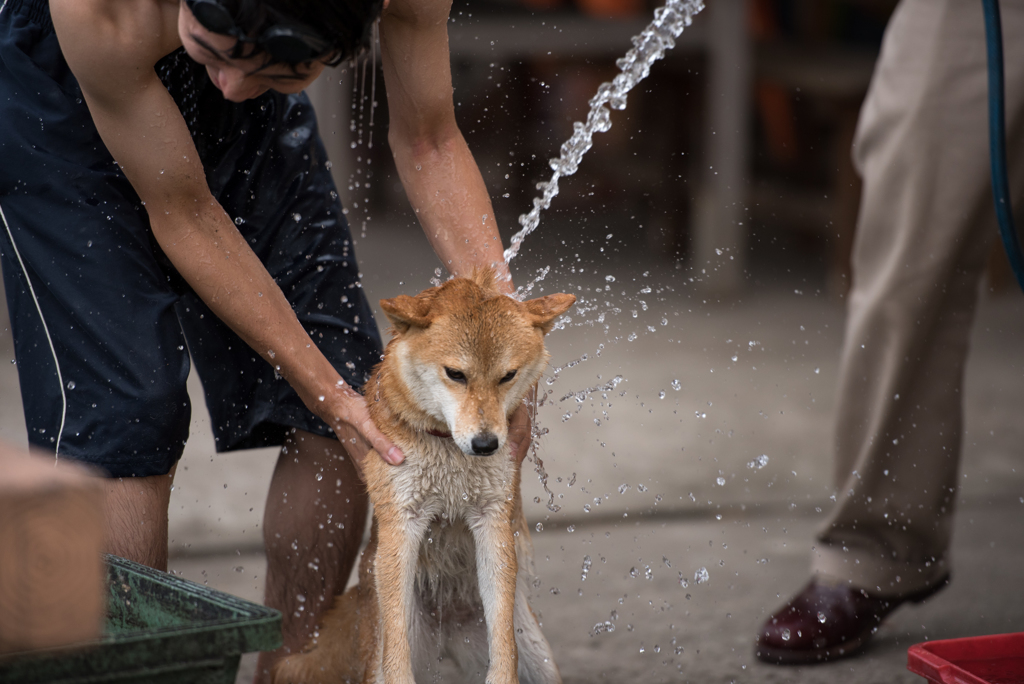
[559,375,624,404]
[346,22,380,240]
[747,454,770,470]
[503,0,706,266]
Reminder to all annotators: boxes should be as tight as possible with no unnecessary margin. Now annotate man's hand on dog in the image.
[328,382,405,471]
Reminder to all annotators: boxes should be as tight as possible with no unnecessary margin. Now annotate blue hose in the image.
[982,0,1024,290]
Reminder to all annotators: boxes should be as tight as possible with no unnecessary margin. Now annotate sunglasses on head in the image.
[184,0,332,63]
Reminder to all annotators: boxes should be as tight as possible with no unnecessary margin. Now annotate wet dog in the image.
[274,269,574,684]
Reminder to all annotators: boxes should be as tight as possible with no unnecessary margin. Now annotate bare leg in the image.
[256,430,368,684]
[101,465,177,571]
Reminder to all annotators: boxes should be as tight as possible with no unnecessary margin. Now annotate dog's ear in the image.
[524,293,576,335]
[380,295,433,333]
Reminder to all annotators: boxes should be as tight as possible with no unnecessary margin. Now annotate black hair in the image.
[226,0,383,66]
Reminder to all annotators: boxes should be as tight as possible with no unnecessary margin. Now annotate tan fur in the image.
[274,269,574,684]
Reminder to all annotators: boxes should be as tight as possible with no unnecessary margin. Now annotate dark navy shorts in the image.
[0,0,383,477]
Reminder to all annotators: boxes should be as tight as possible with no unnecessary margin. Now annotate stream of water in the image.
[504,0,706,270]
[506,0,706,511]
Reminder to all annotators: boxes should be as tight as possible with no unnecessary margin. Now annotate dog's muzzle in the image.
[470,433,499,456]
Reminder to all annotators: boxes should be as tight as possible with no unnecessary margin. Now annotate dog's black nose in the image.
[471,433,499,456]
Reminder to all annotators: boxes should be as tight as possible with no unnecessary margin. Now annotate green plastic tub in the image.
[0,555,281,684]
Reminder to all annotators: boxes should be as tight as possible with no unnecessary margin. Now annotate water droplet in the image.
[581,555,592,581]
[716,477,726,486]
[694,567,709,584]
[535,522,543,532]
[747,454,769,469]
[781,628,791,641]
[66,380,75,390]
[817,611,826,623]
[315,473,323,481]
[671,379,681,391]
[566,525,575,532]
[658,390,666,399]
[605,275,616,282]
[644,565,653,580]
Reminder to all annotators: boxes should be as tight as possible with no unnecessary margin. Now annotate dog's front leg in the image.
[373,503,429,684]
[470,505,520,684]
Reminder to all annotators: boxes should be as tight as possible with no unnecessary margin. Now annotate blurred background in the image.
[4,0,1024,681]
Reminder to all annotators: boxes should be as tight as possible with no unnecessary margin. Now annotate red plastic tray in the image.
[908,633,1024,684]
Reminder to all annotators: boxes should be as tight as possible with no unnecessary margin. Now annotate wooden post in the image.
[0,445,105,654]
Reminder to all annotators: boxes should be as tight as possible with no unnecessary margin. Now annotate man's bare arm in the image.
[380,0,534,463]
[379,0,512,293]
[50,0,402,464]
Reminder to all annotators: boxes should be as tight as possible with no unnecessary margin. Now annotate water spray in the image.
[501,0,707,512]
[504,0,706,267]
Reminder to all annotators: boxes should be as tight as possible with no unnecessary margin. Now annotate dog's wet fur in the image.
[273,269,574,684]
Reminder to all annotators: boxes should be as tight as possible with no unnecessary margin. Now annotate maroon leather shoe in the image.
[755,577,949,665]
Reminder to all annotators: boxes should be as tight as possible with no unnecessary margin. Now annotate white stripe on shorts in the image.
[0,201,68,457]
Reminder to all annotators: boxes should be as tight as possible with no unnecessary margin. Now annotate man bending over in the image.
[0,0,527,679]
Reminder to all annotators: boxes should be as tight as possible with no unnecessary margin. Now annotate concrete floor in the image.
[171,495,1024,684]
[3,220,1024,682]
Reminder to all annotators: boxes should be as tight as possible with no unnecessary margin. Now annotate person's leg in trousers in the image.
[814,0,1024,596]
[757,0,1024,663]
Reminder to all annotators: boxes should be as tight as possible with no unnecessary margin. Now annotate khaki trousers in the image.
[811,0,1024,597]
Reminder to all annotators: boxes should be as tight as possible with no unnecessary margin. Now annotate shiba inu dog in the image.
[274,269,574,684]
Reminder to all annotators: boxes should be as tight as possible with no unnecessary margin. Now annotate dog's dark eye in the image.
[445,367,466,383]
[499,370,517,384]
